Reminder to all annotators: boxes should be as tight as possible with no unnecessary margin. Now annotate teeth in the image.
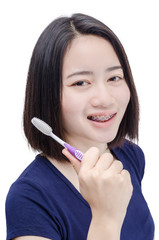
[88,114,114,122]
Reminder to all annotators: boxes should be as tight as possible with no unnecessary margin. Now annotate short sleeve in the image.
[6,179,62,240]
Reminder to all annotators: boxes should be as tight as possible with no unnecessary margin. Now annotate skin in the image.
[14,35,154,239]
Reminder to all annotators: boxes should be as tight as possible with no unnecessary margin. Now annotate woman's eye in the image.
[108,76,122,82]
[72,81,89,86]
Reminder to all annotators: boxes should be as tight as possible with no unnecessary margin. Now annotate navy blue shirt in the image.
[6,141,155,239]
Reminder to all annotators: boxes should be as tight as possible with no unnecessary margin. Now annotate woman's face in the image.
[61,35,130,152]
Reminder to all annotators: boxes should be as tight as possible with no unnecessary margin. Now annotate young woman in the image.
[6,13,155,240]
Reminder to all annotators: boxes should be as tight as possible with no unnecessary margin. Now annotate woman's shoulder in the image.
[117,139,143,153]
[10,154,57,187]
[7,154,61,197]
[116,139,145,161]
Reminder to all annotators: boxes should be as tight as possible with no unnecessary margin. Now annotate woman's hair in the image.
[23,13,139,161]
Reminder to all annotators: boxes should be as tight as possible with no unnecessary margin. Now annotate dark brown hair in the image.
[23,13,139,160]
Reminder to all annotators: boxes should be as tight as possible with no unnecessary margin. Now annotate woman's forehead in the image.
[62,35,121,76]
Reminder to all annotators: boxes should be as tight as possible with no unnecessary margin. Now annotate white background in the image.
[0,0,158,238]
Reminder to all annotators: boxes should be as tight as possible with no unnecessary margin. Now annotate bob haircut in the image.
[23,13,139,161]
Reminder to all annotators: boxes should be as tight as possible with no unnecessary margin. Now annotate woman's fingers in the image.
[121,169,132,183]
[108,160,124,174]
[62,148,81,173]
[62,147,100,174]
[81,147,100,170]
[63,146,124,177]
[95,152,114,170]
[63,147,124,175]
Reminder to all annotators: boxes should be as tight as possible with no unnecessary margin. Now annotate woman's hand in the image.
[62,147,133,239]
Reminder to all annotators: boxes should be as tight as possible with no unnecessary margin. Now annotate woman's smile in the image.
[87,112,117,128]
[87,112,116,122]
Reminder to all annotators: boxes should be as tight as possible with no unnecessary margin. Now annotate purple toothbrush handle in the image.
[64,143,84,161]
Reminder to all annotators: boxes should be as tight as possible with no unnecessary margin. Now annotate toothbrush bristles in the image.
[31,117,52,136]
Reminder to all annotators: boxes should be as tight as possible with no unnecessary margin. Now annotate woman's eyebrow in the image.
[66,71,93,79]
[66,66,123,79]
[106,66,123,72]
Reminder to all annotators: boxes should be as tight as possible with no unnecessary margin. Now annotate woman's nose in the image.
[90,84,115,108]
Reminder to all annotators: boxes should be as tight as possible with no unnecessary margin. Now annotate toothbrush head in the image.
[31,117,52,136]
[31,117,84,161]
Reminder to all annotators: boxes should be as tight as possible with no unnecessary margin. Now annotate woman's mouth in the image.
[87,113,116,122]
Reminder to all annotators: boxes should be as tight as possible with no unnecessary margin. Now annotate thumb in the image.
[62,148,81,174]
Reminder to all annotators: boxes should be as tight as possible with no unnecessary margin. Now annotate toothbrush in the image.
[31,117,84,161]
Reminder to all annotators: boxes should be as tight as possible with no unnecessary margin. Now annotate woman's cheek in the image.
[124,86,131,107]
[119,84,130,108]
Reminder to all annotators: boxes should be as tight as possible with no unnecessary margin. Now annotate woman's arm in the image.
[87,214,121,240]
[63,147,133,240]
